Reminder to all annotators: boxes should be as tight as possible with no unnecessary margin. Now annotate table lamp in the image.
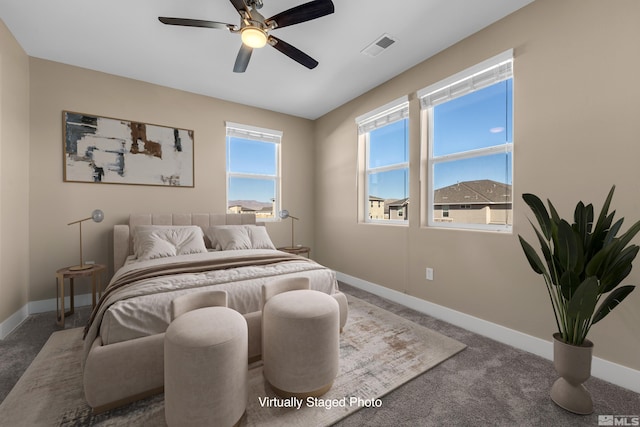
[278,209,299,249]
[68,209,104,271]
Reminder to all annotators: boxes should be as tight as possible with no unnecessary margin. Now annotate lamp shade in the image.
[91,209,104,223]
[279,210,298,220]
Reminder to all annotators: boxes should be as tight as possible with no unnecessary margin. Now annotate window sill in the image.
[361,219,409,227]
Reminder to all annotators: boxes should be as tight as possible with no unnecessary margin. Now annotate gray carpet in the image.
[0,295,465,426]
[2,283,639,426]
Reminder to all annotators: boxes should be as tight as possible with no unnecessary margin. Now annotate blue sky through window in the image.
[368,168,409,200]
[369,120,408,168]
[227,137,277,203]
[432,79,513,189]
[228,176,275,203]
[227,138,276,175]
[367,118,409,200]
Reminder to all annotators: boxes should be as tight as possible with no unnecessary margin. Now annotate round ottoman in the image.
[164,307,247,427]
[262,289,339,398]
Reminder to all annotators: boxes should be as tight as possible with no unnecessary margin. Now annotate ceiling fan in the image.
[159,0,335,73]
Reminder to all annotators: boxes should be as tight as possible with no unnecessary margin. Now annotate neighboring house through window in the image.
[225,122,281,220]
[418,50,513,231]
[356,96,409,223]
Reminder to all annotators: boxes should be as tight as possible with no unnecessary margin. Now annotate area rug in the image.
[0,295,466,426]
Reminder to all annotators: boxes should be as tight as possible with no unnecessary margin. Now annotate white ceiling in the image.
[0,0,533,119]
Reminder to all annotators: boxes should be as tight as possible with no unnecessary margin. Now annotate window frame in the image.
[356,96,410,225]
[418,50,514,232]
[225,122,282,221]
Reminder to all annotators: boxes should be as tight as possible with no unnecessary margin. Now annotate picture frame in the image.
[63,111,194,187]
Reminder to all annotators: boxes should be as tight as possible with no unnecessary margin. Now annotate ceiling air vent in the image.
[361,34,397,57]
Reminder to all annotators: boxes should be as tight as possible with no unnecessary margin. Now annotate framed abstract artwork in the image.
[63,111,194,187]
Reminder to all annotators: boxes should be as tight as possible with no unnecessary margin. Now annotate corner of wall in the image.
[0,18,31,327]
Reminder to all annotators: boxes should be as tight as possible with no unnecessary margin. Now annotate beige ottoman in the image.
[262,288,340,398]
[164,306,247,427]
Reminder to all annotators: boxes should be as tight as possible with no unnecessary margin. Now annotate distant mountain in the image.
[228,200,273,211]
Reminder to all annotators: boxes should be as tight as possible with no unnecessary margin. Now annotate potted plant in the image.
[519,185,640,414]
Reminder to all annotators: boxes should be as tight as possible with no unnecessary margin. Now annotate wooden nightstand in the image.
[277,246,311,258]
[56,264,105,326]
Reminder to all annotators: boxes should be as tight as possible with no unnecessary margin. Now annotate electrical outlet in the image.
[426,267,434,281]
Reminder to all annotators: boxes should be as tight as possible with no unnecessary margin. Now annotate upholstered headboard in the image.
[113,213,260,272]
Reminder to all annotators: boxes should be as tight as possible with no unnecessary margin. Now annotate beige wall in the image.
[314,0,640,371]
[0,21,30,325]
[27,59,315,302]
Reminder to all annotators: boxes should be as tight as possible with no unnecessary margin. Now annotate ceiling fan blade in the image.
[229,0,248,14]
[158,17,231,30]
[266,0,334,29]
[233,44,253,73]
[269,36,318,69]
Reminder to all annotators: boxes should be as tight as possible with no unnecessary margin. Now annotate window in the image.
[419,50,513,231]
[225,122,281,220]
[356,96,409,223]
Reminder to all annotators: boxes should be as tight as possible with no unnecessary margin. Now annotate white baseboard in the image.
[336,271,640,394]
[0,304,29,340]
[4,275,639,394]
[0,293,94,339]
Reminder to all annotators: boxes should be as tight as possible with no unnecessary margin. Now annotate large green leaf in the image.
[600,263,633,293]
[548,200,561,226]
[592,285,635,324]
[585,247,608,277]
[519,235,548,276]
[573,201,594,242]
[559,270,580,300]
[599,245,638,292]
[590,186,616,253]
[523,193,552,240]
[614,219,640,250]
[567,276,599,321]
[587,236,623,280]
[573,226,586,276]
[594,186,616,231]
[555,219,578,272]
[603,218,624,247]
[531,221,554,278]
[587,213,613,259]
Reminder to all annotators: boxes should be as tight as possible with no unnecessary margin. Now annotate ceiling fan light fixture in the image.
[241,26,267,48]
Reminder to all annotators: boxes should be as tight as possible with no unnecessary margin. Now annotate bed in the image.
[82,213,348,413]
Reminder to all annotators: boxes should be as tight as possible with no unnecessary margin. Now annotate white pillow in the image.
[205,225,235,250]
[133,225,207,261]
[206,224,276,251]
[248,226,276,250]
[205,225,251,250]
[214,226,252,250]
